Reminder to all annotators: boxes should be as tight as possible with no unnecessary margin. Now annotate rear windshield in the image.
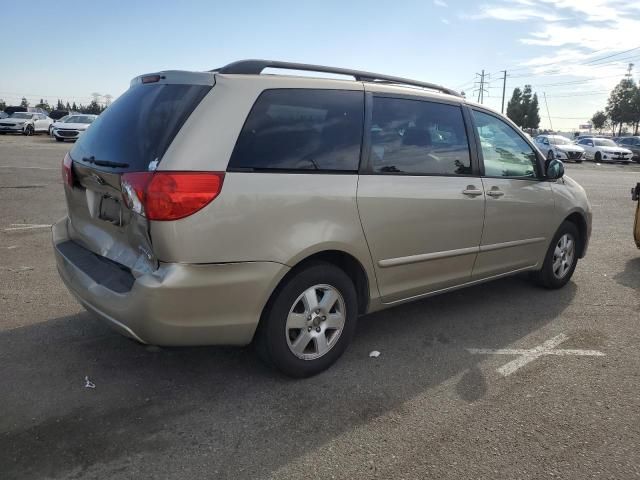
[70,83,211,172]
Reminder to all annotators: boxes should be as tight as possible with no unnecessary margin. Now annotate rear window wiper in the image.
[82,156,130,168]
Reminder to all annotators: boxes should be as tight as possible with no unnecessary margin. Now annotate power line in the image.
[530,74,623,88]
[582,46,640,65]
[543,92,553,131]
[544,90,609,98]
[496,45,640,75]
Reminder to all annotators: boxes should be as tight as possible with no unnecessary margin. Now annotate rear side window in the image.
[71,83,211,172]
[369,97,472,175]
[229,89,364,171]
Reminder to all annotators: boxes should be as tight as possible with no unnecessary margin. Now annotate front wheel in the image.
[255,262,358,377]
[531,221,580,289]
[595,151,602,162]
[23,125,34,136]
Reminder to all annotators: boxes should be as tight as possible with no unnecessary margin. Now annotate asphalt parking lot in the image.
[1,135,639,479]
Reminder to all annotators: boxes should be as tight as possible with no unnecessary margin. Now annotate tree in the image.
[605,78,637,136]
[72,102,78,111]
[527,92,541,129]
[84,100,102,115]
[65,101,71,110]
[56,99,64,110]
[631,83,640,135]
[20,97,29,108]
[506,88,524,126]
[506,85,540,129]
[35,98,51,112]
[591,110,608,133]
[0,99,6,111]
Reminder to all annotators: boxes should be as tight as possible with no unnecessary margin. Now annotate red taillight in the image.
[121,172,224,221]
[62,153,74,187]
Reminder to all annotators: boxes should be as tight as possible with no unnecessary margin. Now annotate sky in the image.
[2,0,639,130]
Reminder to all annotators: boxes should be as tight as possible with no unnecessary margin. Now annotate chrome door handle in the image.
[487,188,504,197]
[462,186,483,197]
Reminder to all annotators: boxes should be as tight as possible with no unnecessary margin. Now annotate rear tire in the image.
[531,221,580,289]
[255,262,358,378]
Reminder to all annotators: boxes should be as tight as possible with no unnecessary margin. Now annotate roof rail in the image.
[212,59,461,97]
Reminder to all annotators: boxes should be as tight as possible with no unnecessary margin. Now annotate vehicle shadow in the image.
[0,276,577,479]
[613,257,640,289]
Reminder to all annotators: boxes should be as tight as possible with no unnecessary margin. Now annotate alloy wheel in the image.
[552,233,575,279]
[285,284,346,360]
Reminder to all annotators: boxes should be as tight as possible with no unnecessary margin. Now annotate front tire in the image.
[531,221,579,289]
[24,125,34,136]
[255,262,358,378]
[595,151,602,162]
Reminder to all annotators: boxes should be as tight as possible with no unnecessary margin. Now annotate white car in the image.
[51,114,98,142]
[0,112,53,135]
[576,137,633,164]
[534,135,585,163]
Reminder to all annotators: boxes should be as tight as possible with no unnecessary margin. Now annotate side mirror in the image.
[546,159,565,179]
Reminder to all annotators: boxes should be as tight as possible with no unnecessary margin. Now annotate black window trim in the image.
[226,87,365,175]
[466,106,547,181]
[358,92,480,178]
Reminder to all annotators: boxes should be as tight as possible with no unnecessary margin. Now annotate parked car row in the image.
[0,111,96,141]
[533,134,638,164]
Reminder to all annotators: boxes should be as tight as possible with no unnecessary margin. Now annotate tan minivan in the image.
[53,60,592,377]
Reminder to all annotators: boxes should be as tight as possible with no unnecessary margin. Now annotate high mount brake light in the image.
[121,172,225,221]
[141,75,163,84]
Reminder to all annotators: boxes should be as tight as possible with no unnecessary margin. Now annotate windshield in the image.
[71,83,211,172]
[549,136,571,145]
[65,115,95,124]
[11,113,32,119]
[594,139,617,147]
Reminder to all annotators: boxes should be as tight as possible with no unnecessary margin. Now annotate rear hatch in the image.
[63,71,214,276]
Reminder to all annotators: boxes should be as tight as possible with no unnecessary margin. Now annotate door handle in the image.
[462,186,483,197]
[487,188,504,198]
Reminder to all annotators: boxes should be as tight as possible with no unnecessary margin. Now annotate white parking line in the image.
[4,224,51,232]
[0,165,58,170]
[467,334,605,376]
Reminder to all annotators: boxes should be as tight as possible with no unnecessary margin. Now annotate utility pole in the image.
[626,63,634,78]
[474,70,489,104]
[543,92,553,132]
[501,70,507,114]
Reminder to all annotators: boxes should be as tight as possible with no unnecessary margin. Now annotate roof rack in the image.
[212,59,461,97]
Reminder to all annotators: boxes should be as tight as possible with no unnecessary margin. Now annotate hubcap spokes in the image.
[286,284,346,360]
[552,233,575,279]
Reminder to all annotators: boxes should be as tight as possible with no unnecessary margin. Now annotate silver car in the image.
[53,60,592,377]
